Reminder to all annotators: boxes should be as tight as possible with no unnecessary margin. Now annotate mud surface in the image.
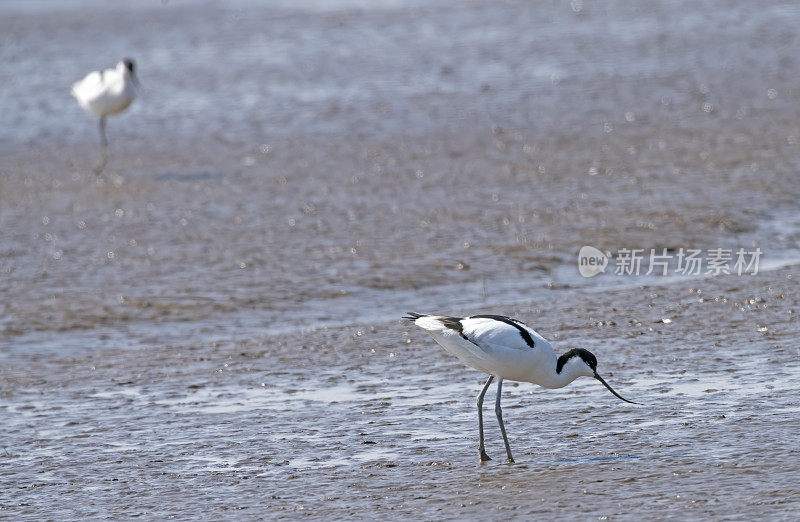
[2,0,799,518]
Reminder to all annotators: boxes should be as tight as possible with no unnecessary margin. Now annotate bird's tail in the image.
[402,312,424,321]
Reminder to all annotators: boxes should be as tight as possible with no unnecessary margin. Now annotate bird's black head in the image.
[123,58,136,73]
[556,348,596,374]
[557,347,641,405]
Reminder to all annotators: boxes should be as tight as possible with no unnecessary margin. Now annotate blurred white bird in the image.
[71,58,139,148]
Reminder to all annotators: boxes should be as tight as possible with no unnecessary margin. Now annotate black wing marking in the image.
[438,316,469,340]
[404,312,470,341]
[469,314,536,348]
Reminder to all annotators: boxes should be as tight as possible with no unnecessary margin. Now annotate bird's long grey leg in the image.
[476,375,494,462]
[99,116,108,148]
[495,378,514,463]
[93,117,109,175]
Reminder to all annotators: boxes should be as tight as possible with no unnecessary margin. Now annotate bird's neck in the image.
[535,356,585,389]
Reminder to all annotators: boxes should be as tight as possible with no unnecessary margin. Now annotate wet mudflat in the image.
[2,0,800,518]
[3,269,799,518]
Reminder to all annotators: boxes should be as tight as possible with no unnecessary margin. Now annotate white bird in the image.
[404,312,640,463]
[71,58,139,148]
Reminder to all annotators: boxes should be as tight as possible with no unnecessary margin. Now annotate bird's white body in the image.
[407,312,638,462]
[413,314,593,388]
[71,61,136,118]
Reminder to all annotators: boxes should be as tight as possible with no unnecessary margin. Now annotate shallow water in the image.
[2,0,800,518]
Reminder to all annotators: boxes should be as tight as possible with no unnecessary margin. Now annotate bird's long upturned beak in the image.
[594,372,642,405]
